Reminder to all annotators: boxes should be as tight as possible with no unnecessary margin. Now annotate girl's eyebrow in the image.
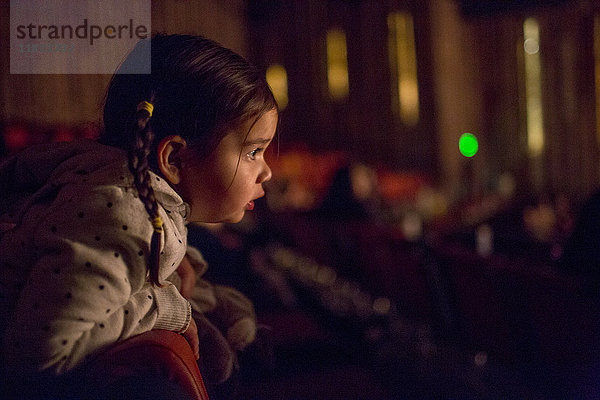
[243,138,272,146]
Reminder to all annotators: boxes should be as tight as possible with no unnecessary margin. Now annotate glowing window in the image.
[326,27,349,101]
[523,18,544,157]
[387,11,419,127]
[266,64,288,110]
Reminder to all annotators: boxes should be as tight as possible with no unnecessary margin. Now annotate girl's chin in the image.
[187,207,245,224]
[228,216,244,224]
[224,210,246,224]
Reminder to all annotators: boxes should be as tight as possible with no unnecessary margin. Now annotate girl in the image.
[0,33,277,393]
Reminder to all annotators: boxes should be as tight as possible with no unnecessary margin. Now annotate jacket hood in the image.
[0,139,186,224]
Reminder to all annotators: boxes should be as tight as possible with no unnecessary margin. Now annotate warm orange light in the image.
[266,64,288,110]
[523,18,544,157]
[326,27,349,101]
[388,11,419,126]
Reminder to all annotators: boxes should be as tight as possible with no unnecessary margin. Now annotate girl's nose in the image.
[258,162,272,184]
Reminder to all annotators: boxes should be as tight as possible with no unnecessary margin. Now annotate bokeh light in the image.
[266,64,289,110]
[459,132,478,157]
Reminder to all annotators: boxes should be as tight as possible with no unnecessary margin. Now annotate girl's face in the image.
[178,109,277,223]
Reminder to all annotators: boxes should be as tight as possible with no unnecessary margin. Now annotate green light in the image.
[459,133,478,157]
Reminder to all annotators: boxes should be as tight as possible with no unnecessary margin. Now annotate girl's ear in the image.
[157,135,187,185]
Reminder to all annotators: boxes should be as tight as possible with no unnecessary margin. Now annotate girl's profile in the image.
[0,33,278,397]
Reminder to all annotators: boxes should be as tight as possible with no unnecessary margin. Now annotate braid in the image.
[128,101,163,286]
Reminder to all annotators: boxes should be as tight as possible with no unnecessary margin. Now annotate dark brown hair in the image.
[100,34,277,285]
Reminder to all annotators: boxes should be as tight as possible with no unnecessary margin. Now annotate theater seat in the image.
[82,330,210,400]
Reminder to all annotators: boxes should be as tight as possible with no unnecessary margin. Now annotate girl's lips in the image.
[246,193,263,211]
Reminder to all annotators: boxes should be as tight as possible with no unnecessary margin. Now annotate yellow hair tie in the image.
[151,216,163,232]
[137,101,154,117]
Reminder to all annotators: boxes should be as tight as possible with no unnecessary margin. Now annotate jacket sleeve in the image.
[2,183,190,375]
[179,245,218,314]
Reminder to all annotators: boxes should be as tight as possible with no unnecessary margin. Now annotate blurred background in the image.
[2,0,600,398]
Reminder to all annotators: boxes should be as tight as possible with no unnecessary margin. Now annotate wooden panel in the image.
[0,1,248,125]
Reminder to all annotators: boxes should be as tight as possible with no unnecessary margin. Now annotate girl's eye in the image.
[247,148,263,160]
